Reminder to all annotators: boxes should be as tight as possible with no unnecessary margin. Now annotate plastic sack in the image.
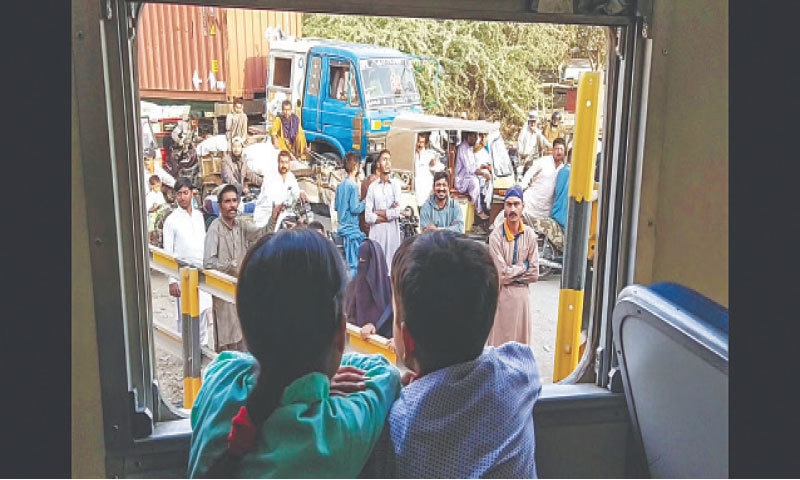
[243,142,279,177]
[196,134,229,157]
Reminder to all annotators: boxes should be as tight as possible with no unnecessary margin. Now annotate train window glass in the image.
[78,1,643,469]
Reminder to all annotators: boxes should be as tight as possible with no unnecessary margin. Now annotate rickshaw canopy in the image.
[386,112,501,172]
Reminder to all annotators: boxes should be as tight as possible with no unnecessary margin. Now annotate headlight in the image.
[371,119,382,130]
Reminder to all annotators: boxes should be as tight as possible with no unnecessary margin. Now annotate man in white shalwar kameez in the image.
[365,150,409,274]
[414,132,445,207]
[162,177,211,347]
[252,150,307,228]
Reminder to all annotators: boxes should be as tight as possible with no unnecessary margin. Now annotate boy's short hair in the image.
[149,174,161,186]
[391,230,498,371]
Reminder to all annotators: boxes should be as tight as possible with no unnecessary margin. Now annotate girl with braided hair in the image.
[188,229,401,478]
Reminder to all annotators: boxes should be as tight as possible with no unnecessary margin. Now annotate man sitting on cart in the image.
[221,136,261,197]
[270,100,308,161]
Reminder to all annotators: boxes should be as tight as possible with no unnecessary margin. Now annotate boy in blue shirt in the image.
[364,229,542,478]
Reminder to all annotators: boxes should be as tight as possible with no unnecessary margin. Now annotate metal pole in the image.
[553,72,601,382]
[180,267,202,409]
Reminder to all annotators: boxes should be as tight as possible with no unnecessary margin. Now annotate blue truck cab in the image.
[266,38,423,165]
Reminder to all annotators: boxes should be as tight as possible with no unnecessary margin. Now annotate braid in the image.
[200,364,290,478]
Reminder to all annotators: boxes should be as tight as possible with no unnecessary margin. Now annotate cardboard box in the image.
[200,156,222,178]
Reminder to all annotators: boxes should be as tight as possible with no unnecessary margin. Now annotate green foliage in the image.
[302,14,607,138]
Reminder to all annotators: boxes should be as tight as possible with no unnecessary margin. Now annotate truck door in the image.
[320,57,362,158]
[301,54,323,135]
[266,52,307,124]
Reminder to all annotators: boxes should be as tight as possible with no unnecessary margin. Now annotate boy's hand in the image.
[330,365,367,396]
[401,370,417,387]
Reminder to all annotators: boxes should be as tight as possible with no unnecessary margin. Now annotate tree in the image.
[302,14,607,139]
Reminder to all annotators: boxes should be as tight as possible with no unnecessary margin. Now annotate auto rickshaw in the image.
[384,112,516,239]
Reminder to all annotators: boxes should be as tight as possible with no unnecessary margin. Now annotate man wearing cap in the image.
[221,136,261,196]
[516,110,551,178]
[487,185,539,347]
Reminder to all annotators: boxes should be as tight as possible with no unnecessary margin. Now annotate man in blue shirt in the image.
[419,171,465,234]
[547,138,570,252]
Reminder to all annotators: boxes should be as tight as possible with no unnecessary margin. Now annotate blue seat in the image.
[612,282,728,478]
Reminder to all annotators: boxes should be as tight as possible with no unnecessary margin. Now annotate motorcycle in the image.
[167,132,201,188]
[519,211,564,279]
[399,206,419,239]
[275,186,315,231]
[536,233,563,279]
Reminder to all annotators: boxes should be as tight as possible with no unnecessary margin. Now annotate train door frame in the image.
[73,0,656,476]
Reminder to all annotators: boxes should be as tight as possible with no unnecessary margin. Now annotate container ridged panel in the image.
[226,8,303,100]
[138,4,302,102]
[137,3,227,101]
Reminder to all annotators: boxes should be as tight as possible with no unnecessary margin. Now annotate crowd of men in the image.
[149,101,573,354]
[150,99,317,353]
[152,103,584,480]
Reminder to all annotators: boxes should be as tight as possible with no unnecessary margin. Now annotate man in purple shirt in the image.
[454,130,491,221]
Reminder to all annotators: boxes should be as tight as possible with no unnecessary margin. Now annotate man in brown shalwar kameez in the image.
[487,185,539,346]
[203,184,276,352]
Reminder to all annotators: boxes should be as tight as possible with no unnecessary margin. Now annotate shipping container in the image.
[137,3,302,104]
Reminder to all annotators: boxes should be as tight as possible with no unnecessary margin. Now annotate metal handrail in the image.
[148,245,397,406]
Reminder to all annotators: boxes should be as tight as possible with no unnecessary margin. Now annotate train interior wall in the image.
[72,72,106,478]
[633,0,728,308]
[72,0,728,476]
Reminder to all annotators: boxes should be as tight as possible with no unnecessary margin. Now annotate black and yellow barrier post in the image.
[553,71,601,382]
[180,267,203,409]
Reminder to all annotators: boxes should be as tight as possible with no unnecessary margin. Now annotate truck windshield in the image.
[359,58,421,109]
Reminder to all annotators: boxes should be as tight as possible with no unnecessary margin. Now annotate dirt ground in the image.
[150,270,203,408]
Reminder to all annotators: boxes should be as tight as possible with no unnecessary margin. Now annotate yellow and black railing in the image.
[148,245,396,408]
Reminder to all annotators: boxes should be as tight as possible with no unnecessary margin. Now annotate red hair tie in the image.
[227,406,256,456]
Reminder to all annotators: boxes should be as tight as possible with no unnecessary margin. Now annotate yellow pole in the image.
[552,72,600,382]
[182,267,202,409]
